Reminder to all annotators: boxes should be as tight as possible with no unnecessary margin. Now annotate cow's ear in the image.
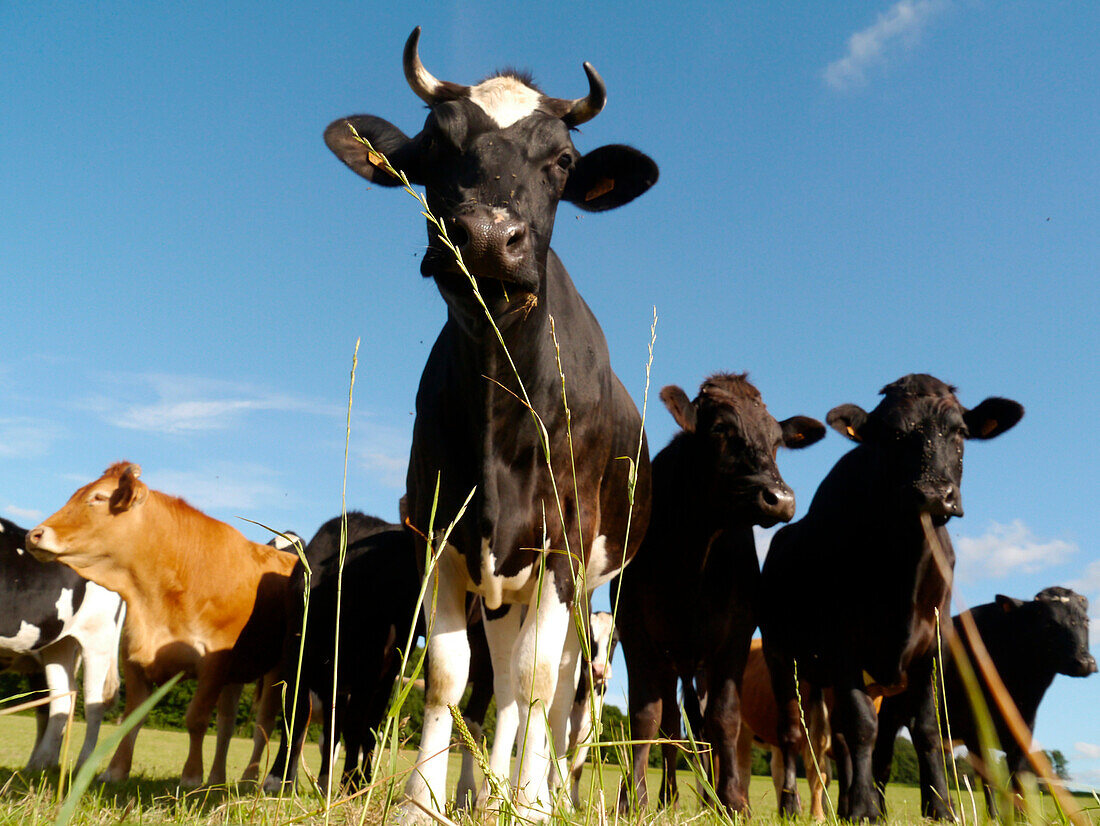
[995,594,1024,613]
[660,385,697,433]
[964,397,1024,440]
[110,464,148,513]
[564,145,658,212]
[826,404,869,442]
[780,416,827,449]
[324,116,423,187]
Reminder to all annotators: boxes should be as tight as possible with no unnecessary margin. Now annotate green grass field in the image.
[0,714,1095,825]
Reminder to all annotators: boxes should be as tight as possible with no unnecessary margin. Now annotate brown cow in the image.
[735,639,884,819]
[26,462,296,786]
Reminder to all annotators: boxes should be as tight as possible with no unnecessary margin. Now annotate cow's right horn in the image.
[403,27,468,105]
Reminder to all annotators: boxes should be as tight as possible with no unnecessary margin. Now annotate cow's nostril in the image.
[505,227,526,248]
[761,489,780,507]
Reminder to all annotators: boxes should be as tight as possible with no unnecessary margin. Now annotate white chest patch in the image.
[0,621,43,654]
[468,76,542,129]
[54,587,76,625]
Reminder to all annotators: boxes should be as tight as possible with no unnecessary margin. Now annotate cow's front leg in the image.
[242,671,281,783]
[703,667,749,816]
[764,646,803,817]
[401,547,470,820]
[512,574,573,820]
[100,655,151,783]
[27,637,79,771]
[477,603,522,809]
[833,682,883,822]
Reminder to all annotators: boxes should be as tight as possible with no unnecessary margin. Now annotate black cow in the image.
[874,587,1096,813]
[324,28,655,819]
[0,516,124,771]
[759,374,1023,821]
[264,512,421,792]
[614,374,825,815]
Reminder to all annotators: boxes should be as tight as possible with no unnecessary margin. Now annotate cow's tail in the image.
[102,603,126,709]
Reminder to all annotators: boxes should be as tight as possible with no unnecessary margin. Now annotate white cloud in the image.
[150,463,291,512]
[953,519,1077,583]
[0,417,64,458]
[4,504,44,522]
[824,0,949,91]
[1075,742,1100,760]
[81,372,340,434]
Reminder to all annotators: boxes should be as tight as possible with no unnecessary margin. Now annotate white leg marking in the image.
[512,576,573,819]
[480,604,523,809]
[401,546,470,819]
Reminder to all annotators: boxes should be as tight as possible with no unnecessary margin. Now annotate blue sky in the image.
[3,1,1098,785]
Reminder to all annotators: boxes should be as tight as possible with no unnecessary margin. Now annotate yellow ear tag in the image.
[368,151,387,169]
[862,670,876,688]
[846,426,857,438]
[585,177,615,201]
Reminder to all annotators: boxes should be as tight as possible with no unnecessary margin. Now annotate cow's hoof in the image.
[97,767,129,783]
[180,773,203,789]
[262,774,293,794]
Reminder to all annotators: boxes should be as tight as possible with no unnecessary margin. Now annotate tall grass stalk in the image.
[921,512,1089,826]
[53,672,182,826]
[791,659,835,824]
[931,609,964,822]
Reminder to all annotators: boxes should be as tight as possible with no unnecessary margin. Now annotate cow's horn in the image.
[403,27,467,105]
[562,62,606,127]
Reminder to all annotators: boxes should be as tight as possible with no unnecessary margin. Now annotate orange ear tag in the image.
[585,178,614,201]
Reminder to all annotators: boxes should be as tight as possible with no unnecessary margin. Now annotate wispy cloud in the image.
[149,462,292,512]
[81,372,341,434]
[1075,742,1100,760]
[4,504,44,522]
[0,417,64,458]
[824,0,949,91]
[954,519,1077,583]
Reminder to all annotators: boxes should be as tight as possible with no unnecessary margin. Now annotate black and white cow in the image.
[324,28,655,819]
[873,587,1096,813]
[0,516,124,770]
[759,374,1023,821]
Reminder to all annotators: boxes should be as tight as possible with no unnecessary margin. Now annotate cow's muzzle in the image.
[1071,654,1098,677]
[25,525,59,562]
[755,483,796,527]
[917,483,963,522]
[429,208,535,289]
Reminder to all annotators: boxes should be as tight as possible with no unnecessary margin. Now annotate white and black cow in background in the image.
[0,516,124,770]
[324,28,655,819]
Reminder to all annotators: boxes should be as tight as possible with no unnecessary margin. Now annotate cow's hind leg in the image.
[833,683,882,822]
[764,646,802,818]
[208,682,243,785]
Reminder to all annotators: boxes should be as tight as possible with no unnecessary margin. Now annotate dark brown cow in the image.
[324,28,655,820]
[759,374,1023,821]
[614,373,824,815]
[26,462,296,786]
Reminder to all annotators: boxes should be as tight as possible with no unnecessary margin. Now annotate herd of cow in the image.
[3,27,1095,824]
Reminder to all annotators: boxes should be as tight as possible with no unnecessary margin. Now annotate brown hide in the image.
[27,462,296,785]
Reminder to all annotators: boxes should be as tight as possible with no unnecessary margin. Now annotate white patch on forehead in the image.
[468,76,542,128]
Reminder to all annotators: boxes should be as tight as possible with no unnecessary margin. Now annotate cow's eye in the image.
[90,492,109,504]
[555,152,573,171]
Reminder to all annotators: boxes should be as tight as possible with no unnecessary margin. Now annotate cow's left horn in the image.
[403,26,467,105]
[562,62,606,127]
